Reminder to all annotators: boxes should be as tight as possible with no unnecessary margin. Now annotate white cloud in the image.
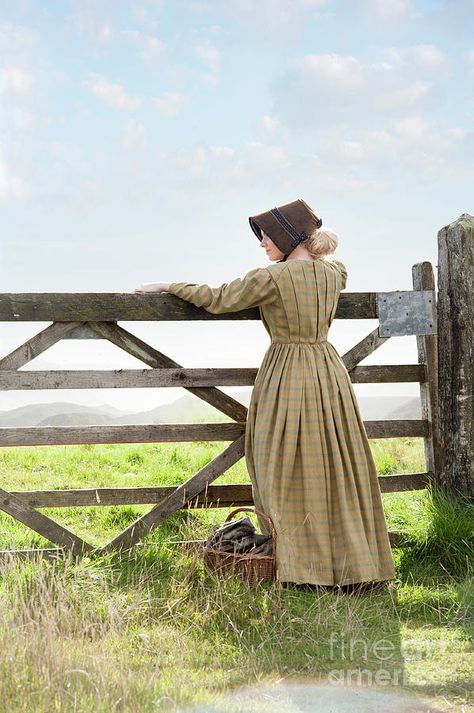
[466,50,474,76]
[0,146,28,199]
[165,140,289,188]
[122,30,167,61]
[297,54,365,91]
[170,145,208,176]
[73,7,114,43]
[0,66,33,95]
[195,41,220,71]
[262,115,278,133]
[384,44,451,77]
[272,52,434,132]
[393,115,429,141]
[0,22,36,57]
[226,0,329,39]
[366,0,412,21]
[121,120,148,149]
[199,72,219,85]
[245,142,288,166]
[83,74,141,112]
[152,91,186,116]
[316,119,473,180]
[210,145,234,158]
[338,140,365,161]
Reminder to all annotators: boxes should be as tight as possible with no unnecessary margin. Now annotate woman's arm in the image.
[164,267,279,314]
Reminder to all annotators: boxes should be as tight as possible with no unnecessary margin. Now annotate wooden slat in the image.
[0,364,427,391]
[11,484,255,508]
[0,422,246,447]
[378,471,432,492]
[0,487,93,555]
[0,321,84,370]
[364,419,429,438]
[388,531,403,546]
[342,327,391,372]
[0,292,376,321]
[349,364,426,383]
[0,420,428,447]
[102,435,246,552]
[0,368,258,390]
[11,471,431,508]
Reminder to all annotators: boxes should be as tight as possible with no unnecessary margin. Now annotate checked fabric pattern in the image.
[168,259,396,586]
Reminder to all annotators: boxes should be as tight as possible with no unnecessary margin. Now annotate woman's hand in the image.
[133,282,171,293]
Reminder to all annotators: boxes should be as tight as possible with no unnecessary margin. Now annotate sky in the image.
[1,0,473,414]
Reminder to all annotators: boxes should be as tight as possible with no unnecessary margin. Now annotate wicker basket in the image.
[203,507,276,587]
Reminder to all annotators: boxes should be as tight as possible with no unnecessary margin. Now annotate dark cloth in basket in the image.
[206,516,273,555]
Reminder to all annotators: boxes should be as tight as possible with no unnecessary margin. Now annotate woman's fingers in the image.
[132,282,170,293]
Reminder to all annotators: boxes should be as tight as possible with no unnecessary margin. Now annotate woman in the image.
[134,199,396,591]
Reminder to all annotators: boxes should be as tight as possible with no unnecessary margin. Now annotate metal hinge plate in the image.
[377,290,437,337]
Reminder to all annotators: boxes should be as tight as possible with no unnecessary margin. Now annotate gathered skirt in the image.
[244,340,396,586]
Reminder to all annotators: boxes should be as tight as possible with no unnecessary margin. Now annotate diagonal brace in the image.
[0,487,94,556]
[102,434,245,553]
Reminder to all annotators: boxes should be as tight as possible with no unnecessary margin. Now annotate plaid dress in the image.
[168,259,396,586]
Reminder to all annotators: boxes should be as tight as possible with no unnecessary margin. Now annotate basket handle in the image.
[224,506,276,544]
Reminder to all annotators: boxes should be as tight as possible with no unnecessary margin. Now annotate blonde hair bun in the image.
[307,227,339,259]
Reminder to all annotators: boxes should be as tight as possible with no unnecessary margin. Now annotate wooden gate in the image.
[0,260,441,559]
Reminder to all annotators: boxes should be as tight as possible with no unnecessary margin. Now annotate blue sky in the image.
[1,0,473,413]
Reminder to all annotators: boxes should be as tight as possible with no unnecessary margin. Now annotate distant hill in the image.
[0,402,125,427]
[0,391,421,427]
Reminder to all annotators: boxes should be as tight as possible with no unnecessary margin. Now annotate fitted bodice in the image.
[259,259,346,344]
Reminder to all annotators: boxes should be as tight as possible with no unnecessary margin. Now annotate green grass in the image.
[0,438,472,712]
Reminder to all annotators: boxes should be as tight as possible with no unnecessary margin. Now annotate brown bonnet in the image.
[248,199,322,257]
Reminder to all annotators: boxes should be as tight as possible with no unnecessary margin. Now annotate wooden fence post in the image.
[412,261,441,486]
[437,213,474,502]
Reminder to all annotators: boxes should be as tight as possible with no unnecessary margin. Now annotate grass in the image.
[0,438,472,712]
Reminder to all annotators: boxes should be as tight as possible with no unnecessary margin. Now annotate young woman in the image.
[134,199,396,592]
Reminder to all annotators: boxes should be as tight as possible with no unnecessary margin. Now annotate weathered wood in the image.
[364,420,429,438]
[10,471,430,508]
[350,364,425,383]
[378,471,432,493]
[0,270,442,561]
[0,487,93,555]
[0,368,259,390]
[12,484,254,508]
[0,292,376,321]
[0,419,428,447]
[0,422,246,447]
[342,327,391,372]
[0,321,83,370]
[388,531,403,547]
[0,364,426,391]
[102,435,246,552]
[437,213,474,501]
[86,321,248,422]
[412,263,442,489]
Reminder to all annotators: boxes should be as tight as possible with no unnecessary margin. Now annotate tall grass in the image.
[0,438,472,711]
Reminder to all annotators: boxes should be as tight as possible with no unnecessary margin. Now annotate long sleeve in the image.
[332,260,347,290]
[168,267,278,314]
